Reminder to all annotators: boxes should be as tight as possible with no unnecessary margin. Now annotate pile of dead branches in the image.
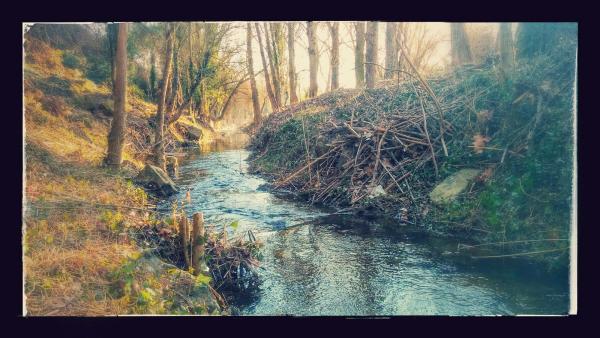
[251,76,470,215]
[130,218,262,295]
[205,229,262,292]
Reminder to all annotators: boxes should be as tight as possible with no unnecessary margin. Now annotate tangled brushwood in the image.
[130,213,262,306]
[249,69,475,220]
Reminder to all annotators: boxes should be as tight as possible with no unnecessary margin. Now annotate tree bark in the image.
[188,22,195,121]
[354,22,366,88]
[307,21,319,98]
[365,21,379,89]
[329,22,340,90]
[152,23,175,171]
[246,23,262,125]
[287,22,298,104]
[384,22,398,79]
[106,23,128,169]
[498,22,514,72]
[450,23,473,67]
[255,23,278,111]
[270,23,285,105]
[264,23,282,108]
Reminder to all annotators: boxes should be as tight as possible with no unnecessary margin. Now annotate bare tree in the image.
[246,23,261,125]
[396,23,443,75]
[287,22,298,104]
[354,22,366,88]
[450,23,473,67]
[328,22,340,90]
[255,23,278,111]
[365,21,379,88]
[152,23,175,171]
[497,23,514,72]
[307,21,319,98]
[264,22,282,107]
[384,22,398,79]
[106,23,128,169]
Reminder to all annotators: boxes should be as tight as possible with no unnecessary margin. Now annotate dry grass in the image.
[22,38,164,316]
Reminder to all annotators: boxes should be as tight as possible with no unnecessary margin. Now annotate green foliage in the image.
[62,50,83,69]
[229,220,240,231]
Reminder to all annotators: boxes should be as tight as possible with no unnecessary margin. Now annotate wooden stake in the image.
[179,215,191,270]
[191,212,205,275]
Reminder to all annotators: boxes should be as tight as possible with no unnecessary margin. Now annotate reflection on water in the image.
[158,145,569,316]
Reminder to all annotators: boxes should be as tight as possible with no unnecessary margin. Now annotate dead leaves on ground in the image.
[472,134,491,154]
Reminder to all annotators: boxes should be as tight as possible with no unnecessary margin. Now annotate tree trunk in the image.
[255,23,278,111]
[264,23,281,108]
[307,21,318,98]
[287,22,298,104]
[450,23,473,67]
[384,22,398,79]
[270,23,286,105]
[106,23,128,169]
[497,23,514,73]
[354,22,366,88]
[329,22,340,90]
[152,23,175,171]
[365,21,379,89]
[188,22,195,121]
[246,23,261,125]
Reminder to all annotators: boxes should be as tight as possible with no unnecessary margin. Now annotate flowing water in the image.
[157,137,570,316]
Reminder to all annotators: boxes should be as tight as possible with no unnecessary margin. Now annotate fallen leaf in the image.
[472,134,491,154]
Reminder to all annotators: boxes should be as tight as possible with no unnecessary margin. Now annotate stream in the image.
[157,136,570,316]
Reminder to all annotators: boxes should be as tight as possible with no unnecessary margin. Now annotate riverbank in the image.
[248,56,575,270]
[23,38,235,315]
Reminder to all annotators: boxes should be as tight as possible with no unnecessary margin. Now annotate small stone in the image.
[429,169,481,205]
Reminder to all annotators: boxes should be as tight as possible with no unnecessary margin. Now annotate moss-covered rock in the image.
[429,169,481,205]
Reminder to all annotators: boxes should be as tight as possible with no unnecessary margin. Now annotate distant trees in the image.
[106,23,128,169]
[287,22,298,104]
[307,21,319,98]
[365,21,379,88]
[354,22,366,88]
[246,23,261,126]
[255,23,278,111]
[450,23,473,67]
[264,23,282,108]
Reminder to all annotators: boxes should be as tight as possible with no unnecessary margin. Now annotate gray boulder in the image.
[135,164,179,196]
[429,169,481,205]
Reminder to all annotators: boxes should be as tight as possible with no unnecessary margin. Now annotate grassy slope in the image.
[24,39,217,315]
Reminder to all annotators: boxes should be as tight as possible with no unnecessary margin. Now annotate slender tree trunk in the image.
[246,23,261,126]
[255,23,278,111]
[450,23,473,67]
[106,23,128,169]
[270,23,286,105]
[354,22,366,88]
[384,22,398,79]
[287,22,298,104]
[188,22,195,121]
[498,23,514,73]
[365,21,379,89]
[329,22,340,90]
[307,21,318,98]
[264,23,282,108]
[153,23,175,171]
